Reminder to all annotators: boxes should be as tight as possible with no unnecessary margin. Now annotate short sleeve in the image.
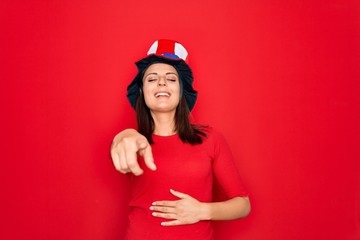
[210,129,249,198]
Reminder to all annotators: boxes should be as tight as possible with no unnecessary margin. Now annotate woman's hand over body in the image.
[150,189,210,226]
[151,189,251,226]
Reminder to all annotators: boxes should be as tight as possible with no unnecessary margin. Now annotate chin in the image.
[150,106,177,113]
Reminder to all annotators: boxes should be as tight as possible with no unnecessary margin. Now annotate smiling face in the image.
[142,63,181,114]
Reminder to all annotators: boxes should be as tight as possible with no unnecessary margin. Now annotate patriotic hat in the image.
[127,39,197,111]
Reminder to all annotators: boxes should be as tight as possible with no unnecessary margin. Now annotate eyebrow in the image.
[144,72,179,78]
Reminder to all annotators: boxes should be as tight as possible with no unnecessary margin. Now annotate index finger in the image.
[125,148,144,176]
[143,145,156,171]
[137,140,156,171]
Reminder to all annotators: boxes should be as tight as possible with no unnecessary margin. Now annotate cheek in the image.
[142,84,153,96]
[143,91,153,105]
[174,86,181,101]
[141,86,152,104]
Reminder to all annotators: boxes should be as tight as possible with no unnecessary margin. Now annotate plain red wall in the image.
[1,0,359,239]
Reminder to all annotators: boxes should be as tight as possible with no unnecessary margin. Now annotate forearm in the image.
[201,197,251,221]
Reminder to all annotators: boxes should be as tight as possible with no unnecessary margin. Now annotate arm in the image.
[150,189,250,226]
[110,128,156,176]
[203,196,250,220]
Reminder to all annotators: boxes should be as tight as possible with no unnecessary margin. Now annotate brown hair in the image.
[135,94,208,144]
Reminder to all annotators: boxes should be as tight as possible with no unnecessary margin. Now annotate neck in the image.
[150,111,176,136]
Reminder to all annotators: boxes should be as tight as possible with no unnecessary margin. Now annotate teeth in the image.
[155,92,170,97]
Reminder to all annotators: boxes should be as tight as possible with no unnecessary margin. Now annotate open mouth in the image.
[155,92,170,97]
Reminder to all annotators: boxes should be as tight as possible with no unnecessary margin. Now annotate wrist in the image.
[199,202,212,221]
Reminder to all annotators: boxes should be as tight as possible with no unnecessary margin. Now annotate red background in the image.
[1,0,359,239]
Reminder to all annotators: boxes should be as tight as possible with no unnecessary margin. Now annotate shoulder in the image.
[199,126,234,161]
[200,126,228,146]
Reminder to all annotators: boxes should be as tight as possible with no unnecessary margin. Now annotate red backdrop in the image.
[1,0,359,239]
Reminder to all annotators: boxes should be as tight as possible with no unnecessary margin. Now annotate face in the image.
[142,63,181,113]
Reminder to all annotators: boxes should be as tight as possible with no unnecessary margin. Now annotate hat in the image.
[127,39,197,111]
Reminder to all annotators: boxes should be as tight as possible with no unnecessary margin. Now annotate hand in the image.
[110,129,156,176]
[150,189,209,226]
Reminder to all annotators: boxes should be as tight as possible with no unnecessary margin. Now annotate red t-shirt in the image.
[124,127,248,240]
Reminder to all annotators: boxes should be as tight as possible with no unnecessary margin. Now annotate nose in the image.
[158,77,166,86]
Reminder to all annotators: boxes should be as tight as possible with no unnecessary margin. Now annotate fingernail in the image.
[134,171,143,176]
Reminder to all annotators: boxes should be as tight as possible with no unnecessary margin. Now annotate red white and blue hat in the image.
[127,39,197,111]
[147,39,189,62]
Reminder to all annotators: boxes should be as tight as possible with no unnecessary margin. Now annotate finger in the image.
[170,189,189,199]
[124,146,143,176]
[150,205,175,213]
[118,144,129,173]
[137,140,156,171]
[152,200,177,207]
[152,212,177,220]
[137,139,148,149]
[110,146,121,171]
[111,143,128,173]
[161,220,182,226]
[127,160,143,176]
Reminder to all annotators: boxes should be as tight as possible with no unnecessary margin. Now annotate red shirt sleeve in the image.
[210,128,249,198]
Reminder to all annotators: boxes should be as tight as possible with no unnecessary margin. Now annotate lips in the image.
[155,92,170,97]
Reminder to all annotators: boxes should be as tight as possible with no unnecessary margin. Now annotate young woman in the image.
[111,39,250,240]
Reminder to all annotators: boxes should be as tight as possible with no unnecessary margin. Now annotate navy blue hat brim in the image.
[127,55,197,111]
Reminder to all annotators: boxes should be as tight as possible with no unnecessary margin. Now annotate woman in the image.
[111,39,250,240]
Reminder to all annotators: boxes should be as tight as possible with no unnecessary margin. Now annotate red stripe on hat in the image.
[155,39,175,55]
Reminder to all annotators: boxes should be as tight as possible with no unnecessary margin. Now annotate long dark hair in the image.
[135,94,208,144]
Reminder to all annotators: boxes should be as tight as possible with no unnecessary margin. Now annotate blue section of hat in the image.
[162,52,180,59]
